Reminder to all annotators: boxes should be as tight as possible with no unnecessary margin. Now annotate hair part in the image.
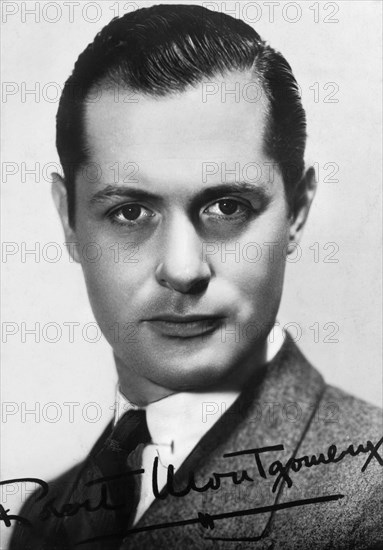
[56,4,306,227]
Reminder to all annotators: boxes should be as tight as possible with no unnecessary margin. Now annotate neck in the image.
[114,354,173,406]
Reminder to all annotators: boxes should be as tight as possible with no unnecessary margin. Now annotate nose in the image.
[155,212,212,294]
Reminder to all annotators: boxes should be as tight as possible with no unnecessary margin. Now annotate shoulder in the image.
[10,421,113,550]
[305,383,382,466]
[9,462,85,550]
[319,383,382,438]
[274,381,383,549]
[254,340,383,549]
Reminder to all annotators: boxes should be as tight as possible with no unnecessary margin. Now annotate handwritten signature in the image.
[1,436,382,544]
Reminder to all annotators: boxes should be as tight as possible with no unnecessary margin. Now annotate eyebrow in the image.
[89,185,160,206]
[89,181,270,208]
[191,182,270,207]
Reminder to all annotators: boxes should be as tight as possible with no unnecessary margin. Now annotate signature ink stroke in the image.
[1,437,381,542]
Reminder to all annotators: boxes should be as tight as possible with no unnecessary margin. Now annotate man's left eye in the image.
[204,199,249,218]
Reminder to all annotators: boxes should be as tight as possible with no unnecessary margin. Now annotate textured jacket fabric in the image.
[10,336,383,549]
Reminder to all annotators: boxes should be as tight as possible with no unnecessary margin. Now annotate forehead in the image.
[83,71,270,186]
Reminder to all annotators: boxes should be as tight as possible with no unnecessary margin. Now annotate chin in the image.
[148,357,235,392]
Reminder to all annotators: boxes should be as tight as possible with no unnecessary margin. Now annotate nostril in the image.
[188,277,209,295]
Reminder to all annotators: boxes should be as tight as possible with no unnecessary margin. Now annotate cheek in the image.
[217,212,290,314]
[227,246,287,303]
[254,217,290,291]
[77,241,145,323]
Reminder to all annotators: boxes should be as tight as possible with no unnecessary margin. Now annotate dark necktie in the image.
[92,409,151,530]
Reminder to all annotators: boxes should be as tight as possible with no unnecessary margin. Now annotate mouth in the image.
[143,315,225,339]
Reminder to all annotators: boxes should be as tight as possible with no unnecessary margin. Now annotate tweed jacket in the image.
[10,336,383,549]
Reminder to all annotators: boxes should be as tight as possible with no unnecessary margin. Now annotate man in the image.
[10,4,382,549]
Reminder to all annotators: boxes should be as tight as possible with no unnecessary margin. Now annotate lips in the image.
[144,315,224,338]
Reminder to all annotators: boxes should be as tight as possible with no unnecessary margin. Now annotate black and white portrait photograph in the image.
[1,1,382,548]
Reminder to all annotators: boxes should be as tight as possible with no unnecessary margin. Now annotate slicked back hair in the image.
[56,4,307,227]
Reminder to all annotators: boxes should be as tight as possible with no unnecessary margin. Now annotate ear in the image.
[287,166,317,253]
[51,173,81,263]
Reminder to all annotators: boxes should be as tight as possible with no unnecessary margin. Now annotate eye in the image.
[204,199,251,220]
[108,204,155,226]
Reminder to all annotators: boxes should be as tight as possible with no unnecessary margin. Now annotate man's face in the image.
[66,72,293,404]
